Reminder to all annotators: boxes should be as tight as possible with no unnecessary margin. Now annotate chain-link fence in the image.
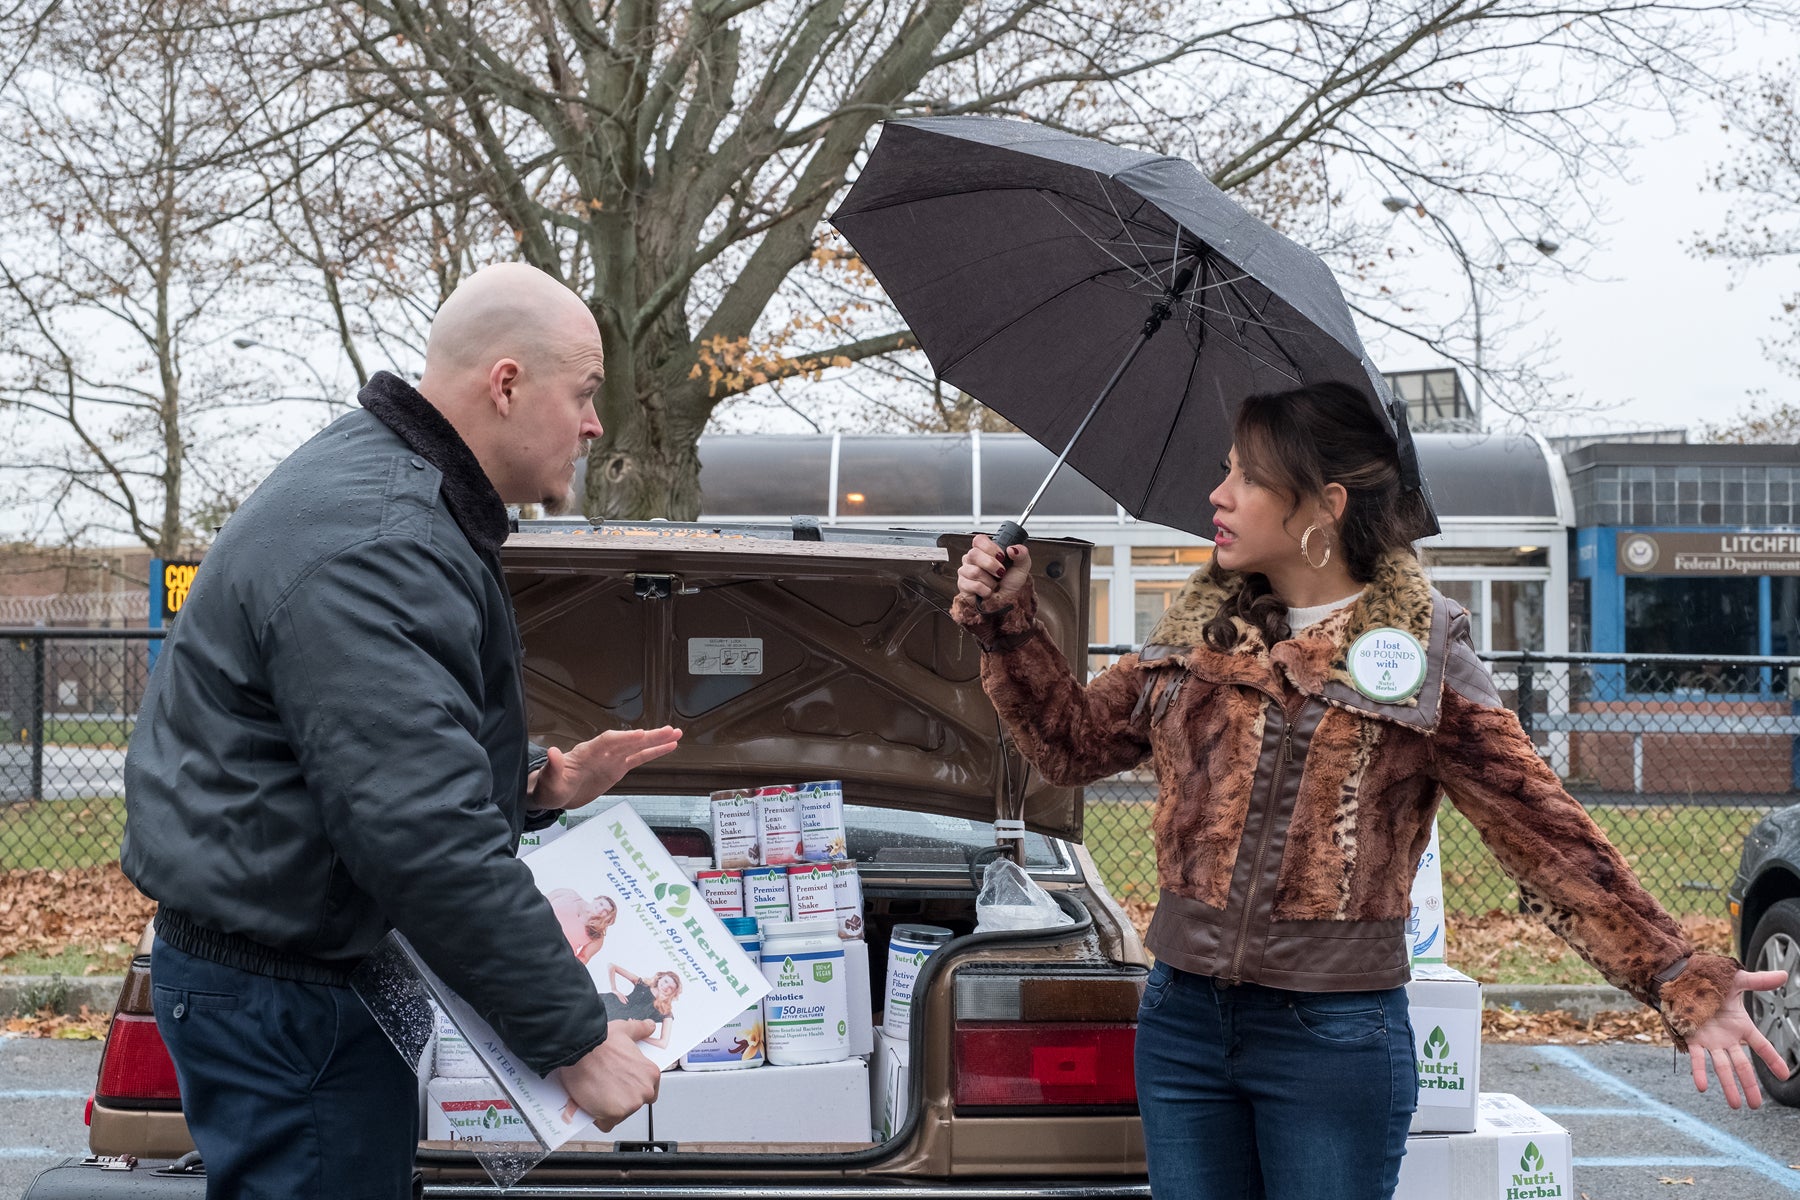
[1,629,159,871]
[4,630,1797,922]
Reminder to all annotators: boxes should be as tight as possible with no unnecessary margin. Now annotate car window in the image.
[590,795,1072,874]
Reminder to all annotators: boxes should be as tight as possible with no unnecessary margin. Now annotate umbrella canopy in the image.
[831,116,1439,540]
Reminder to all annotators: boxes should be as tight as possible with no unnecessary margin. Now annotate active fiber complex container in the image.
[760,918,849,1066]
[680,917,765,1072]
[883,924,953,1039]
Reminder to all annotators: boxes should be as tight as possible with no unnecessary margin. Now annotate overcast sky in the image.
[1357,33,1799,440]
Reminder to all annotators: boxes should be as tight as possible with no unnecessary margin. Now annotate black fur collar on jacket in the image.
[358,370,509,558]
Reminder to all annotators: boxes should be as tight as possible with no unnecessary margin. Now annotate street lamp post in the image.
[1380,197,1558,428]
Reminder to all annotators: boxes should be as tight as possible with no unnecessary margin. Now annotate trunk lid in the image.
[504,522,1091,841]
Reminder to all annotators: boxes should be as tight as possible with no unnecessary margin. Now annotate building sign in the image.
[156,559,202,622]
[1617,531,1800,576]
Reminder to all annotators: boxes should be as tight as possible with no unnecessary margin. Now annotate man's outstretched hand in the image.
[1686,967,1792,1109]
[529,727,683,811]
[559,1025,661,1131]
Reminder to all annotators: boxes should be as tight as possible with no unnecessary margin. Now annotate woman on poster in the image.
[952,382,1789,1200]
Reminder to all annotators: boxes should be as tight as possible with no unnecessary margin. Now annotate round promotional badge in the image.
[1347,627,1427,703]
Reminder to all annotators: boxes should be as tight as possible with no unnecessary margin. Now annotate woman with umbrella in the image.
[951,382,1789,1199]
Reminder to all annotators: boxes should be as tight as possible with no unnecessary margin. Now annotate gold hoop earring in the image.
[1300,524,1332,570]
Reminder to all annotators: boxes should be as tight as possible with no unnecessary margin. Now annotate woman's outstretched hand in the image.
[958,534,1032,606]
[1686,967,1791,1108]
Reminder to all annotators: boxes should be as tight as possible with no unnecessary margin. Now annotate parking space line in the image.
[0,1089,88,1100]
[1538,1105,1656,1116]
[1535,1046,1800,1193]
[1576,1156,1746,1167]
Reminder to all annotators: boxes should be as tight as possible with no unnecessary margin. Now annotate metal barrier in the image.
[2,629,1795,920]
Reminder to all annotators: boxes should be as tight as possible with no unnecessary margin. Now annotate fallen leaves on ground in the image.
[0,863,155,962]
[1446,910,1731,983]
[1483,1006,1674,1045]
[4,1003,111,1039]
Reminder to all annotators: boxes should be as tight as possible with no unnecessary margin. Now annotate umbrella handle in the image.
[993,521,1028,553]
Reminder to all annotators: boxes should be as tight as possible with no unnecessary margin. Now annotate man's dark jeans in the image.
[1135,961,1418,1199]
[151,937,419,1199]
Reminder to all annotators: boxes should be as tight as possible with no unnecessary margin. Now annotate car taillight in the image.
[954,1021,1138,1107]
[95,1013,182,1105]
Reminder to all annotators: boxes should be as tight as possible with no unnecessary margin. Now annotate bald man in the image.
[123,263,672,1197]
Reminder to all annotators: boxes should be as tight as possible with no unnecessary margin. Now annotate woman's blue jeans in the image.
[1135,961,1418,1200]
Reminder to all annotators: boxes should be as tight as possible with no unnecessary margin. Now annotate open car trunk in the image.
[406,523,1145,1179]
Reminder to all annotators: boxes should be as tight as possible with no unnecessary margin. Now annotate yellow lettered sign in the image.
[160,561,201,620]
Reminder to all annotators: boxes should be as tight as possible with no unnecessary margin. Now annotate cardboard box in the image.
[1407,963,1481,1133]
[1409,819,1446,963]
[870,1026,911,1142]
[426,1077,651,1145]
[424,1077,651,1144]
[845,939,874,1059]
[432,1011,486,1079]
[1396,1093,1573,1200]
[652,1057,872,1144]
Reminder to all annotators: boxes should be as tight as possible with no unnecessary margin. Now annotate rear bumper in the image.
[26,1160,1148,1200]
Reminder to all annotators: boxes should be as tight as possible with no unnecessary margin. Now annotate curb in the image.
[1,974,125,1018]
[1481,983,1637,1020]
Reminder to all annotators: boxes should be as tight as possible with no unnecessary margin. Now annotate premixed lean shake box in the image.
[1406,962,1481,1133]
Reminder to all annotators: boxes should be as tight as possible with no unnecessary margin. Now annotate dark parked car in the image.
[1729,803,1800,1107]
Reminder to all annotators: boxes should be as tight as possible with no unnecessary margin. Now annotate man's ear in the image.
[487,358,522,415]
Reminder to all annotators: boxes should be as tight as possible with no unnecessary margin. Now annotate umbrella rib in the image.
[1097,174,1169,292]
[1136,250,1213,517]
[1039,190,1167,294]
[1219,273,1311,382]
[1181,302,1305,386]
[933,262,1149,378]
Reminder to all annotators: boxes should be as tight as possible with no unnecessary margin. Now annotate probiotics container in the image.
[787,862,837,922]
[710,789,759,869]
[697,868,744,918]
[680,917,766,1072]
[760,918,849,1065]
[743,865,792,922]
[796,780,846,861]
[832,860,864,941]
[756,785,803,865]
[883,924,953,1039]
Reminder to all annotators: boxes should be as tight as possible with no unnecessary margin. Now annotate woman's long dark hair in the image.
[1201,381,1430,652]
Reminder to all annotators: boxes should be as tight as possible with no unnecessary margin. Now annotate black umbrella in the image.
[830,116,1439,546]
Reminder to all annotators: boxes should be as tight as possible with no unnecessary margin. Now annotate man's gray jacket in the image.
[122,372,607,1075]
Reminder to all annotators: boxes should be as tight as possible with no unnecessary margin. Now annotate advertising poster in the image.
[405,801,769,1150]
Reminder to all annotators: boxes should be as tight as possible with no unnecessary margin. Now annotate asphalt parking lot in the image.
[5,1035,1800,1197]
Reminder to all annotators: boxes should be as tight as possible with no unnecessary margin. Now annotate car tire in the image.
[1746,898,1800,1107]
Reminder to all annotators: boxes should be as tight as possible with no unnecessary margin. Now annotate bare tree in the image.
[1696,64,1800,382]
[210,0,1779,518]
[0,0,333,557]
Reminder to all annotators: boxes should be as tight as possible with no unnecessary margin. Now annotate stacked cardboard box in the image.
[1398,1093,1573,1200]
[1400,822,1576,1194]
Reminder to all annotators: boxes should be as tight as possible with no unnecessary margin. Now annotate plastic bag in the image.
[975,857,1075,933]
